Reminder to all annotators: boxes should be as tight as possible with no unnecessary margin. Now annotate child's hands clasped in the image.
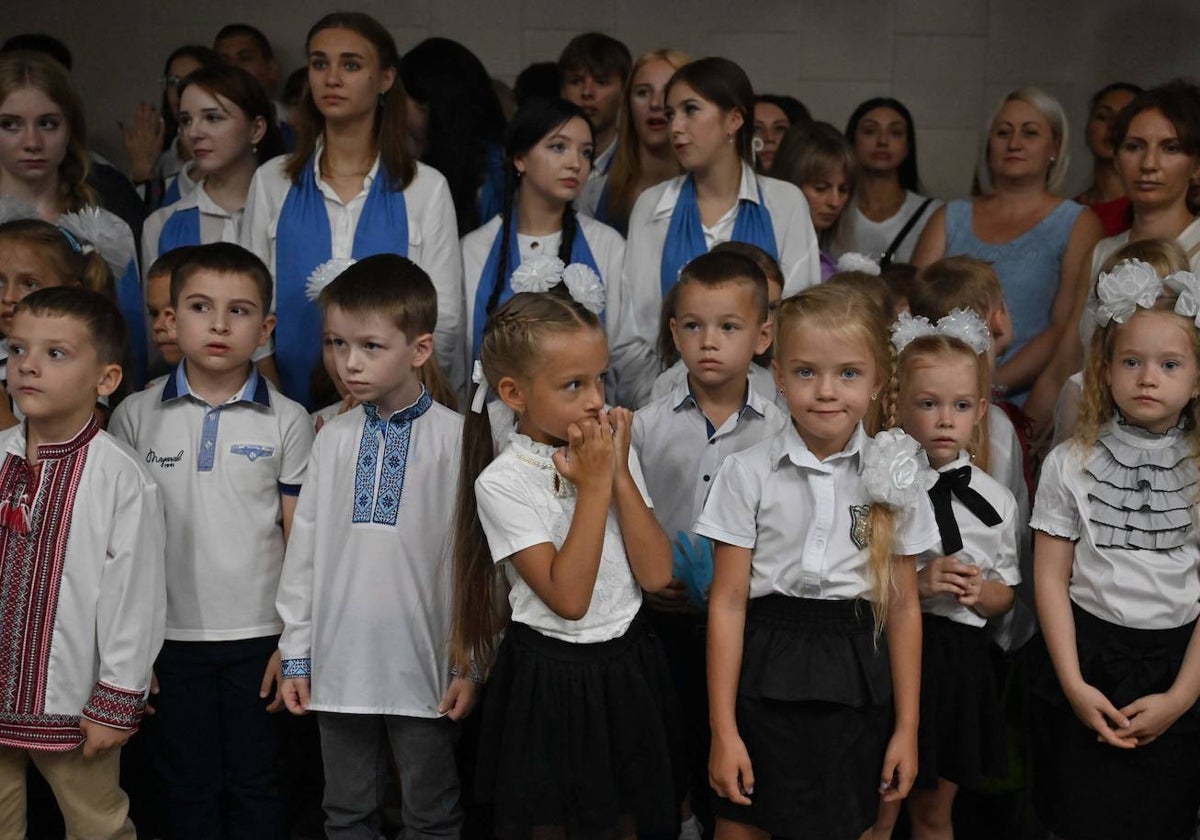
[1063,681,1136,749]
[609,407,634,477]
[917,556,982,605]
[553,409,615,494]
[1115,691,1190,746]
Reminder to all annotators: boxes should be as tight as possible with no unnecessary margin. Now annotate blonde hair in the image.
[775,284,898,628]
[1077,238,1197,449]
[0,219,114,297]
[977,86,1070,195]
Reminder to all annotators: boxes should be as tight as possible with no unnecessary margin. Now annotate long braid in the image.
[558,203,578,266]
[485,165,520,318]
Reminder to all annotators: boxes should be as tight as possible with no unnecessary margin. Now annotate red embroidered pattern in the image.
[82,680,144,730]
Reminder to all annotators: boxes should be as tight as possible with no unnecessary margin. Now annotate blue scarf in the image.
[477,144,506,226]
[659,173,778,296]
[114,258,147,388]
[275,159,409,407]
[161,175,182,208]
[472,215,601,359]
[158,206,201,256]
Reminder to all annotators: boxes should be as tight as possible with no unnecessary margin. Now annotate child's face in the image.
[0,240,69,333]
[7,310,121,424]
[896,353,987,469]
[670,280,770,392]
[515,116,593,206]
[801,165,852,233]
[323,305,430,416]
[561,69,623,139]
[1106,309,1200,434]
[773,322,879,460]
[169,269,273,377]
[178,85,264,179]
[0,86,70,192]
[145,272,181,366]
[500,326,608,446]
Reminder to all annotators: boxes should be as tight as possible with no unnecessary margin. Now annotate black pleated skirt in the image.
[1029,603,1200,840]
[475,610,685,840]
[714,595,892,840]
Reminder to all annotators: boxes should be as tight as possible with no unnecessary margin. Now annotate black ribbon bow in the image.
[928,465,1001,555]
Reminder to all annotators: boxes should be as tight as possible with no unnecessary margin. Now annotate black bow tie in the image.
[929,465,1001,555]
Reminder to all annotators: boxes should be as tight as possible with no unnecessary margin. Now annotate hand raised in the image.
[552,410,615,494]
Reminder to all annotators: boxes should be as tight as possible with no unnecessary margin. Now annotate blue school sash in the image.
[275,159,409,407]
[161,175,182,208]
[472,215,601,358]
[114,257,148,388]
[659,173,778,296]
[157,206,201,256]
[477,144,506,226]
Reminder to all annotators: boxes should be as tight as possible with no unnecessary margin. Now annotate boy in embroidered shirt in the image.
[109,242,312,840]
[277,254,473,839]
[0,287,165,840]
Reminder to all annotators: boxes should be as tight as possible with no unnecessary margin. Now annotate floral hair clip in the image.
[863,428,932,511]
[836,252,881,276]
[58,207,136,278]
[1089,258,1164,326]
[1165,269,1200,328]
[304,258,357,302]
[510,254,606,315]
[890,308,990,355]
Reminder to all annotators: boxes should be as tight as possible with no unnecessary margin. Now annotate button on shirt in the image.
[695,423,938,600]
[633,376,787,541]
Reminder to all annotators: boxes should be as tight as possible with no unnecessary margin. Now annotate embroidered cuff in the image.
[281,658,311,679]
[450,660,485,685]
[279,482,302,497]
[82,681,145,730]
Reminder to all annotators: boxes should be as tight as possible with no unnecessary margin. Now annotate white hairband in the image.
[890,308,991,355]
[1088,259,1200,327]
[470,360,489,414]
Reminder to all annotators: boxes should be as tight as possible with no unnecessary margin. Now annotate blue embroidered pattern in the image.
[352,390,433,525]
[281,658,311,678]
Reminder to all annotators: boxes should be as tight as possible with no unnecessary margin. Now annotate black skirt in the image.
[1029,603,1200,840]
[714,595,892,840]
[914,614,1007,790]
[475,610,684,840]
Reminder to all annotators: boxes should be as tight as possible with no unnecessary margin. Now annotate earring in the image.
[1049,155,1057,164]
[870,391,878,401]
[777,387,786,396]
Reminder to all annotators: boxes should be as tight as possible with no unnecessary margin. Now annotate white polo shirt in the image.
[109,365,313,642]
[241,151,466,389]
[919,454,1020,628]
[633,375,787,541]
[695,423,938,600]
[141,182,244,275]
[987,403,1035,650]
[614,162,819,406]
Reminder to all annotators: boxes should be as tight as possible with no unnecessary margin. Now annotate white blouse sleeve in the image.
[694,454,759,549]
[276,437,321,672]
[1030,444,1083,540]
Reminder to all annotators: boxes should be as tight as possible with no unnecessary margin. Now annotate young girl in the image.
[771,121,857,279]
[241,11,463,407]
[0,51,147,384]
[878,310,1020,839]
[695,283,937,840]
[1030,257,1200,840]
[452,289,682,840]
[461,97,625,367]
[616,57,820,407]
[142,65,284,271]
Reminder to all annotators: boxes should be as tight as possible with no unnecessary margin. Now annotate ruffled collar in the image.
[1086,416,1198,550]
[508,431,575,498]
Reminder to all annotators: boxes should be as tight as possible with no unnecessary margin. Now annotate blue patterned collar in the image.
[353,388,432,526]
[362,388,432,430]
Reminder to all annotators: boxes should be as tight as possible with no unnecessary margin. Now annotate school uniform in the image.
[648,359,779,410]
[276,392,464,838]
[1029,421,1200,840]
[159,161,202,211]
[109,364,312,840]
[241,150,465,407]
[473,432,683,839]
[694,422,938,839]
[141,181,244,274]
[591,140,616,181]
[914,454,1018,790]
[0,417,165,839]
[986,403,1036,651]
[614,162,820,407]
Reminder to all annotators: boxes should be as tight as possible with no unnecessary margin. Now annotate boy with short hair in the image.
[144,247,193,382]
[110,241,313,840]
[0,287,165,840]
[558,32,632,178]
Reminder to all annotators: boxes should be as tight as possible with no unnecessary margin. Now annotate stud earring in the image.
[870,391,878,401]
[777,387,786,396]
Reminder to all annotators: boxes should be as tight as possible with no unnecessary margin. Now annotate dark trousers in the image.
[154,635,285,840]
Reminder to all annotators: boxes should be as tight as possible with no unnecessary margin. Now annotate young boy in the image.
[277,254,473,839]
[144,247,192,384]
[558,32,631,179]
[0,287,165,839]
[109,242,313,840]
[632,250,788,840]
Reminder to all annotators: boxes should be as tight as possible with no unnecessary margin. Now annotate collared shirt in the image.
[649,358,781,409]
[240,150,466,389]
[590,140,616,180]
[918,453,1020,628]
[695,423,938,600]
[1033,434,1200,630]
[110,364,312,641]
[633,375,787,541]
[987,403,1036,650]
[613,162,820,407]
[0,419,164,750]
[141,180,245,274]
[277,400,463,715]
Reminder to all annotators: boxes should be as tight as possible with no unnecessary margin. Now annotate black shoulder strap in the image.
[880,197,935,268]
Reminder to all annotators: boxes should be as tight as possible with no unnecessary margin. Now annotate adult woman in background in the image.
[752,93,809,174]
[913,87,1102,405]
[1074,82,1142,237]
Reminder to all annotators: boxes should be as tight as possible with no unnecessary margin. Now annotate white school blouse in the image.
[614,162,820,406]
[632,375,787,541]
[276,397,463,716]
[241,151,466,388]
[1032,429,1200,630]
[475,431,653,644]
[918,453,1020,628]
[141,182,244,274]
[0,419,165,751]
[695,423,938,600]
[987,403,1035,650]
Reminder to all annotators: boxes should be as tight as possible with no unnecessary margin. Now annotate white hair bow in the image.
[1089,259,1164,326]
[890,308,991,355]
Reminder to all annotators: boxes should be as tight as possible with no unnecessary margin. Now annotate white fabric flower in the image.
[561,263,605,314]
[304,258,357,302]
[58,207,136,277]
[890,311,936,353]
[1091,259,1163,326]
[510,254,565,294]
[935,308,991,355]
[836,252,881,276]
[862,429,931,510]
[1166,270,1200,328]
